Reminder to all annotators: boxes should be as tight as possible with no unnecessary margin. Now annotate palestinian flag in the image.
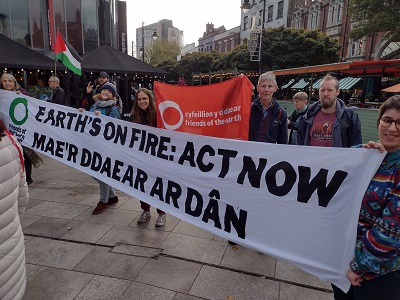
[55,31,82,75]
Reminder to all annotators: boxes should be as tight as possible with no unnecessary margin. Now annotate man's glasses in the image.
[379,118,400,129]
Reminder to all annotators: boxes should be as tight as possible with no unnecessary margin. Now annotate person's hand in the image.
[362,141,385,152]
[287,118,290,125]
[94,110,101,116]
[86,82,93,93]
[78,108,85,112]
[15,90,21,94]
[346,268,362,286]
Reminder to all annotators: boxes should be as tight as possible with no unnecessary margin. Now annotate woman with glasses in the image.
[333,95,400,300]
[129,88,166,227]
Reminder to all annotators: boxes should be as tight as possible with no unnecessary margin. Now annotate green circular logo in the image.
[9,97,28,125]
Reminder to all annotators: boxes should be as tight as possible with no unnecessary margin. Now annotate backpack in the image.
[105,106,121,119]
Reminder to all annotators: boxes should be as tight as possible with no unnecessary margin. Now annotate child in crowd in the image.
[79,82,120,214]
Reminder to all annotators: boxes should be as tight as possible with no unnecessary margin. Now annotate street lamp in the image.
[140,22,158,62]
[241,0,266,74]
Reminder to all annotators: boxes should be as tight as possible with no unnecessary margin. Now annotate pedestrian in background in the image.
[0,118,29,300]
[130,88,166,227]
[332,95,400,299]
[288,91,308,145]
[48,76,66,105]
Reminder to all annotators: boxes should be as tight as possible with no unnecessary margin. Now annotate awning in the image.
[311,78,322,89]
[281,79,295,89]
[339,77,362,90]
[291,78,309,89]
[382,83,400,93]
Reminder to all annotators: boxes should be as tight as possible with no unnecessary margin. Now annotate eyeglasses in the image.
[379,118,400,129]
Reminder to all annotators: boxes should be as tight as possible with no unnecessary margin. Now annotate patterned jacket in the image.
[350,147,400,279]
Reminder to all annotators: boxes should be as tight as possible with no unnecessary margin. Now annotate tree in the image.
[149,39,181,66]
[348,0,400,40]
[176,51,224,79]
[261,26,340,71]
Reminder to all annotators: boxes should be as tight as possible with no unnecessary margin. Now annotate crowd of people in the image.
[1,70,399,299]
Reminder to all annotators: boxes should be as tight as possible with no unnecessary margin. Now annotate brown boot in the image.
[92,202,108,214]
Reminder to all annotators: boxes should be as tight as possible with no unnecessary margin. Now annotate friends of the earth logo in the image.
[8,97,28,143]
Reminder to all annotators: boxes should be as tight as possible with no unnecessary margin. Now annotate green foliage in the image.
[154,26,340,80]
[262,26,340,71]
[150,39,181,66]
[176,51,224,78]
[26,86,51,99]
[348,0,400,40]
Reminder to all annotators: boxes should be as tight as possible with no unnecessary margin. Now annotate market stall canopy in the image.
[273,59,400,77]
[311,78,322,89]
[281,79,296,89]
[0,34,62,70]
[382,83,400,93]
[291,78,309,89]
[339,77,362,90]
[81,45,167,75]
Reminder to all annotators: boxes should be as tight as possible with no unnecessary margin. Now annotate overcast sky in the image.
[125,0,241,55]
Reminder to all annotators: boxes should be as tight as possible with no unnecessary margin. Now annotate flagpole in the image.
[54,28,59,75]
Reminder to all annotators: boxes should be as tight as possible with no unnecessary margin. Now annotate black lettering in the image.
[112,160,124,181]
[217,148,237,178]
[134,168,148,192]
[32,132,47,150]
[67,144,78,163]
[298,166,348,207]
[35,106,46,121]
[44,138,55,155]
[185,188,203,216]
[42,109,56,125]
[144,132,158,156]
[89,119,101,136]
[237,156,267,188]
[224,205,247,239]
[122,165,134,186]
[197,145,215,172]
[91,151,102,171]
[55,111,67,128]
[75,114,90,133]
[129,128,141,148]
[104,122,116,141]
[165,180,181,208]
[54,141,65,158]
[202,189,221,229]
[113,125,127,145]
[99,157,112,177]
[150,177,164,201]
[80,148,92,167]
[266,161,296,196]
[157,136,170,160]
[178,142,196,166]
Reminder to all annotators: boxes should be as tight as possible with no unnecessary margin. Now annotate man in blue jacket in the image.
[297,74,362,147]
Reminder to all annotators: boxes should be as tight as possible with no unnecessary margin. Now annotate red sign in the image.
[154,76,253,140]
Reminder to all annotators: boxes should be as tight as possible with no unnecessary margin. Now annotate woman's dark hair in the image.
[377,95,400,127]
[130,88,156,126]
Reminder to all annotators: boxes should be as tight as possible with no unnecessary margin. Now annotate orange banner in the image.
[154,76,253,140]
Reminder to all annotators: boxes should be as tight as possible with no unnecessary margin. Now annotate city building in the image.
[135,19,183,61]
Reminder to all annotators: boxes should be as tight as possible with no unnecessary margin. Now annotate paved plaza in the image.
[21,156,334,300]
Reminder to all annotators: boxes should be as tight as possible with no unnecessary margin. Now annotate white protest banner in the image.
[0,90,385,292]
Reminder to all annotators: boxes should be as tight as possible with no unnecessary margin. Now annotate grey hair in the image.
[258,71,277,86]
[0,73,20,91]
[49,76,60,84]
